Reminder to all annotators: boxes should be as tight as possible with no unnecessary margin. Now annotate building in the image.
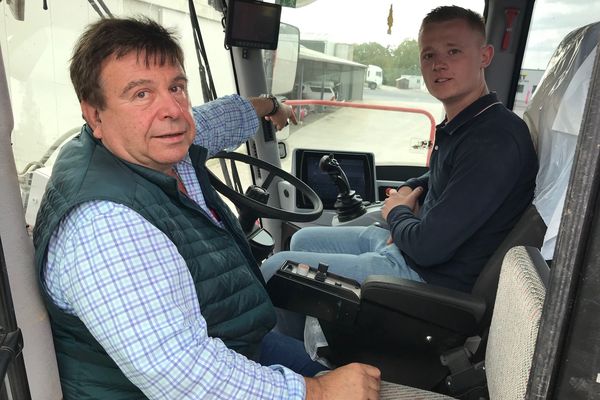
[515,69,545,104]
[395,75,423,89]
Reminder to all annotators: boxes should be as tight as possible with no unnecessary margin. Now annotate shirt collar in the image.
[437,92,501,136]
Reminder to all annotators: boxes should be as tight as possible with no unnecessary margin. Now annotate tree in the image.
[352,40,420,86]
[392,39,420,76]
[353,42,392,71]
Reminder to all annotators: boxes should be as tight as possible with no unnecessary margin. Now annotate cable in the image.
[96,0,113,18]
[87,0,105,18]
[86,0,113,19]
[188,0,218,102]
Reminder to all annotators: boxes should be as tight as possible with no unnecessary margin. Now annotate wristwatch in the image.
[260,94,279,116]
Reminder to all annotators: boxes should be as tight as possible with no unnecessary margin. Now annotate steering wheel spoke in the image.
[207,151,323,222]
[260,171,277,191]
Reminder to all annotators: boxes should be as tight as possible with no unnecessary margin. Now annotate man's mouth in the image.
[434,78,451,83]
[155,131,185,138]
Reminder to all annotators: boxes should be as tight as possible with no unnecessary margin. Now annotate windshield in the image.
[274,0,486,171]
[2,0,599,223]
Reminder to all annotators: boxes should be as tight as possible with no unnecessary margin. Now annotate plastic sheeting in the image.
[523,22,599,260]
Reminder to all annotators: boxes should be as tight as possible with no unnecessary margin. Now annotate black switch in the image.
[314,262,329,282]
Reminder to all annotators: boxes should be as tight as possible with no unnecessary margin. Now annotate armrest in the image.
[362,275,486,335]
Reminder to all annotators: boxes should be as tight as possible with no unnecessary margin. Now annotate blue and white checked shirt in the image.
[44,95,306,399]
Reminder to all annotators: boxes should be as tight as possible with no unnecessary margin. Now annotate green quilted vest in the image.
[33,126,276,399]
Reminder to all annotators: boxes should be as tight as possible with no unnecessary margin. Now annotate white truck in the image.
[365,64,383,89]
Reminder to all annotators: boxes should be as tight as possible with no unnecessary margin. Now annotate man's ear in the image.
[481,44,494,68]
[80,101,103,138]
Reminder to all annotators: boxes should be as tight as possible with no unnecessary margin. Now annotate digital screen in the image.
[295,150,376,209]
[226,0,282,50]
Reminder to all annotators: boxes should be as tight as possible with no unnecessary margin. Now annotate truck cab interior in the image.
[0,0,599,399]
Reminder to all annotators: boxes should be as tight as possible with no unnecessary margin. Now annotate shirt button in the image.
[434,145,439,151]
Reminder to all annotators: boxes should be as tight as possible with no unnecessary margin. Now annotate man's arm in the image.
[386,135,523,267]
[248,95,297,131]
[46,201,305,400]
[192,94,296,156]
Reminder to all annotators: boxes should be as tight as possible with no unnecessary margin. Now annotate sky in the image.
[281,0,600,69]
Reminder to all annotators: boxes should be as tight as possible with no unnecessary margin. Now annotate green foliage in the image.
[353,39,421,85]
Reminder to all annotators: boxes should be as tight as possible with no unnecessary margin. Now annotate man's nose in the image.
[158,92,184,118]
[432,55,448,71]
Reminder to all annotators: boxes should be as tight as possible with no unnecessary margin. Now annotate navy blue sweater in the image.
[387,93,538,292]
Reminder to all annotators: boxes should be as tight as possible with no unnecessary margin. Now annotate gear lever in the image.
[319,154,366,222]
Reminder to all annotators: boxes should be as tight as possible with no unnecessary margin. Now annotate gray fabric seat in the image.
[379,246,549,399]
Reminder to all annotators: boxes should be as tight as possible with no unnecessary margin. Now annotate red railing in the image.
[283,99,436,166]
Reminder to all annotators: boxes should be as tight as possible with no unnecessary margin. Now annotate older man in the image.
[33,17,379,400]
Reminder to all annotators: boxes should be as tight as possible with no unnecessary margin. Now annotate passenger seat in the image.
[379,246,549,399]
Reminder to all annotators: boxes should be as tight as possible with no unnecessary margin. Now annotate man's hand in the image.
[381,186,423,220]
[305,363,381,400]
[266,101,297,130]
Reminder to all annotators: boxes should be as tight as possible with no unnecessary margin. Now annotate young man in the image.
[33,18,380,400]
[261,6,538,294]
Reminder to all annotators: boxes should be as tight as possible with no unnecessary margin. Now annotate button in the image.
[434,145,439,150]
[297,263,310,276]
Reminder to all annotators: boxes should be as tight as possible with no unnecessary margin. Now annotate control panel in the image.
[266,260,361,326]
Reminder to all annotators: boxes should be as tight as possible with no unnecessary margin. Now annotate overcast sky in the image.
[281,0,600,69]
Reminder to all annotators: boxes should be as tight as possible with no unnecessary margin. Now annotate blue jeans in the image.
[259,331,328,376]
[260,225,424,284]
[260,225,424,338]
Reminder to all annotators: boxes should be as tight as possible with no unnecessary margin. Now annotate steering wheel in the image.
[207,151,323,223]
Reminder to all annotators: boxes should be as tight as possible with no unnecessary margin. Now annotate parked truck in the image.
[365,64,383,89]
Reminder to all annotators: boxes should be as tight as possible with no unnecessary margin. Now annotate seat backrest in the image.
[485,246,549,399]
[471,204,546,328]
[524,22,600,260]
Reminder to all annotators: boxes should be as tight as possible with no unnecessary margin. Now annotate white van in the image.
[302,82,336,101]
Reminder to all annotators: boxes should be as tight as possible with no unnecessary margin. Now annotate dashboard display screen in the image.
[294,149,376,209]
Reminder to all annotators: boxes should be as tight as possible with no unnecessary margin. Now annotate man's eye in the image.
[449,49,461,55]
[422,53,433,60]
[171,85,185,94]
[136,91,148,99]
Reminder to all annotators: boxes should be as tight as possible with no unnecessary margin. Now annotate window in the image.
[276,0,484,171]
[514,0,600,115]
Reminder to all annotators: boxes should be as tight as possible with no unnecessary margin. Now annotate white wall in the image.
[0,0,235,172]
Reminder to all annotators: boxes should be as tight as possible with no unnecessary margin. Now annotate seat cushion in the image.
[380,380,455,399]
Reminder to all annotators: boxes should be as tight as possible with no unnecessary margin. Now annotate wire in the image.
[86,0,113,19]
[188,0,218,102]
[96,0,113,18]
[18,127,81,178]
[86,0,105,18]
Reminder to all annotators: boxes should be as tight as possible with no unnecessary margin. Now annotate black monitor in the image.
[225,0,282,50]
[294,149,376,210]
